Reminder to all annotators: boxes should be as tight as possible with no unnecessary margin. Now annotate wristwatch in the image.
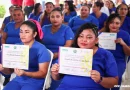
[97,76,103,84]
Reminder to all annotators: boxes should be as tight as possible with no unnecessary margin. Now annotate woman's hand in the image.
[51,63,59,75]
[115,38,126,46]
[53,53,58,59]
[91,70,101,83]
[0,64,4,71]
[14,68,25,76]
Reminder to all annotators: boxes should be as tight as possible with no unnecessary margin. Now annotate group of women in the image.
[0,0,130,90]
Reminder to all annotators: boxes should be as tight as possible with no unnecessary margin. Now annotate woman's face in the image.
[92,4,99,13]
[9,7,14,16]
[109,17,121,32]
[13,10,24,23]
[105,1,110,8]
[64,2,69,10]
[118,4,128,17]
[77,29,98,49]
[50,11,63,26]
[20,24,36,44]
[45,4,54,14]
[80,6,90,17]
[109,1,114,8]
[38,5,42,13]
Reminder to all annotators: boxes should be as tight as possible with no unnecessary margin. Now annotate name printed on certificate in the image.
[59,47,93,77]
[98,32,117,50]
[2,44,29,70]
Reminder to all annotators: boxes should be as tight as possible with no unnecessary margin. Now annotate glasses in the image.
[119,8,128,11]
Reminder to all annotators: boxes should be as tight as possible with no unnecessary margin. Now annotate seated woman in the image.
[39,2,54,27]
[91,1,108,31]
[62,0,77,25]
[28,3,43,21]
[42,8,74,90]
[68,4,99,34]
[103,14,130,90]
[51,23,118,90]
[0,20,51,90]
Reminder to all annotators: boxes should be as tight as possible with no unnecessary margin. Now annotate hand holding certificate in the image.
[59,47,93,77]
[2,44,29,70]
[98,33,117,50]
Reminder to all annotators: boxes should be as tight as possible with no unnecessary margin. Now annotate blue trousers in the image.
[3,81,42,90]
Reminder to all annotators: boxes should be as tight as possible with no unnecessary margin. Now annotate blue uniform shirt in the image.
[28,12,43,21]
[68,15,99,34]
[57,48,118,90]
[13,41,51,88]
[120,16,130,35]
[4,22,21,44]
[91,12,108,30]
[3,16,14,26]
[64,11,77,23]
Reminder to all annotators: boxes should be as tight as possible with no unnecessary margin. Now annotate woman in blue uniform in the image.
[104,14,130,90]
[1,20,50,90]
[91,1,108,31]
[28,3,43,21]
[116,3,130,35]
[39,2,54,27]
[63,0,77,25]
[42,8,74,90]
[68,4,99,34]
[51,23,118,90]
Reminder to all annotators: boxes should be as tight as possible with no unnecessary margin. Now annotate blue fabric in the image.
[64,11,77,23]
[108,30,130,90]
[68,15,99,34]
[109,7,116,14]
[4,22,21,44]
[3,16,14,26]
[3,41,51,90]
[56,48,118,90]
[39,15,51,27]
[28,12,42,21]
[91,13,108,30]
[120,16,130,35]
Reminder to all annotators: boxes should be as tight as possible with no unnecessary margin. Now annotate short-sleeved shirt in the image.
[57,48,118,90]
[28,12,42,21]
[42,24,74,53]
[64,11,77,23]
[4,22,21,44]
[13,41,51,87]
[91,13,108,30]
[68,15,99,34]
[3,16,14,26]
[120,16,130,35]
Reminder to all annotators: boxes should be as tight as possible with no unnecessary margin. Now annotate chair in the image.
[43,49,54,90]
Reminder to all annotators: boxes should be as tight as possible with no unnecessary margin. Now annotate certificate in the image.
[2,44,29,70]
[59,47,93,77]
[98,33,117,50]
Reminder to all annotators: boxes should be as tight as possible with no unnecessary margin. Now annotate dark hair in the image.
[45,2,55,15]
[21,20,42,43]
[81,4,90,11]
[34,3,41,15]
[116,3,129,16]
[72,23,98,48]
[50,8,63,15]
[110,1,115,8]
[94,1,104,10]
[105,13,121,32]
[64,1,75,12]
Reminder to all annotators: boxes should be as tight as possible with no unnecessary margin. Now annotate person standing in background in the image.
[11,0,23,8]
[22,0,36,17]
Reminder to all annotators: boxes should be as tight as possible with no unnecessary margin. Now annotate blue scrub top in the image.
[42,24,74,53]
[91,12,108,30]
[64,11,77,23]
[28,12,43,21]
[4,22,21,44]
[120,16,130,35]
[39,15,51,27]
[3,16,14,26]
[13,41,51,88]
[57,48,118,90]
[68,15,99,34]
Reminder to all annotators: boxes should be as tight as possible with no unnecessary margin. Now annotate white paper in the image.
[59,47,93,77]
[98,33,117,50]
[2,44,29,70]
